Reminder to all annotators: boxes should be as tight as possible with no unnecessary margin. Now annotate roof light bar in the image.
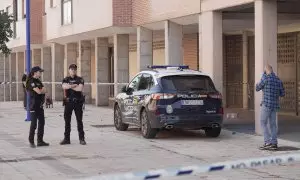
[147,65,189,69]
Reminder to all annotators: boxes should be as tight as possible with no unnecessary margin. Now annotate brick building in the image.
[1,0,300,134]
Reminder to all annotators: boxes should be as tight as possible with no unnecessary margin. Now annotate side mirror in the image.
[121,85,127,93]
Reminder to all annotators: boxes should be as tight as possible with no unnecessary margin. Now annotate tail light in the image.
[151,93,176,100]
[209,93,222,99]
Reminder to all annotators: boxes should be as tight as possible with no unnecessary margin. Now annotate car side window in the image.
[137,73,155,91]
[128,74,142,92]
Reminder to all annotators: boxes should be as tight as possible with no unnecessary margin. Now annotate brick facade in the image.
[132,0,151,25]
[30,0,44,44]
[113,0,132,26]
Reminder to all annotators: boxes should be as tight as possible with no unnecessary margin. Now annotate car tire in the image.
[141,110,158,139]
[205,127,221,138]
[114,105,129,131]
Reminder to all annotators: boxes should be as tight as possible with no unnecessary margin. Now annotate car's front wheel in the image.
[114,105,129,131]
[204,127,221,137]
[141,110,158,139]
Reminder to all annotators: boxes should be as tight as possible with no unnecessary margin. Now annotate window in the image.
[137,74,154,91]
[128,74,142,92]
[61,0,72,25]
[161,75,217,92]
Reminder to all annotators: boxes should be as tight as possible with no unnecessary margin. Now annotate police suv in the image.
[114,65,223,139]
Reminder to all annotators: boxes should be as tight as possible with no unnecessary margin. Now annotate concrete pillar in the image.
[165,21,183,65]
[51,43,64,101]
[4,56,10,101]
[16,52,25,101]
[64,43,78,77]
[10,53,17,101]
[243,31,249,109]
[41,47,52,97]
[95,37,110,106]
[78,40,92,104]
[199,11,223,93]
[137,27,153,71]
[114,34,129,96]
[0,54,4,101]
[254,0,277,135]
[32,49,42,67]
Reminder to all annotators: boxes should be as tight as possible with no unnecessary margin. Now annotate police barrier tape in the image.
[83,153,300,180]
[0,82,128,85]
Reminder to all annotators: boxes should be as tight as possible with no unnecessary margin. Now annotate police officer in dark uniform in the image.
[60,64,86,145]
[26,66,49,148]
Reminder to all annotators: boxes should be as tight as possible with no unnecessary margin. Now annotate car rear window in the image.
[160,75,217,92]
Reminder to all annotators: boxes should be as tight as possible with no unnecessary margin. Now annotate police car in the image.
[114,65,223,139]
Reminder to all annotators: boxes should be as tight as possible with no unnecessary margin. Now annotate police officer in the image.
[26,66,49,148]
[60,64,86,145]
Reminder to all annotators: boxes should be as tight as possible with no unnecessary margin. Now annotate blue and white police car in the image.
[114,65,223,139]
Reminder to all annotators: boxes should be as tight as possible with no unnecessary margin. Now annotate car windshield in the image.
[160,75,217,92]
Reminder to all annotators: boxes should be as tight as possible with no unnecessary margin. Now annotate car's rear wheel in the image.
[114,105,129,131]
[141,110,158,139]
[205,127,221,137]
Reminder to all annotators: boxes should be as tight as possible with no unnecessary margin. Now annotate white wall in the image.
[45,0,113,41]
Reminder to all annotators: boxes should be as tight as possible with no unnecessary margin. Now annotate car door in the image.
[121,74,142,123]
[132,73,155,124]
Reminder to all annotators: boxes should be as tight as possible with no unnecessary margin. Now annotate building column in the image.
[95,37,110,106]
[64,43,78,77]
[254,0,277,135]
[32,49,42,67]
[10,53,17,101]
[114,34,129,96]
[165,21,183,65]
[137,27,153,71]
[51,43,64,101]
[199,11,223,93]
[16,52,25,101]
[243,31,249,109]
[78,40,92,104]
[4,56,10,101]
[0,54,4,101]
[41,47,52,97]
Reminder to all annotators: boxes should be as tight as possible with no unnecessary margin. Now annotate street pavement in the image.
[1,101,300,180]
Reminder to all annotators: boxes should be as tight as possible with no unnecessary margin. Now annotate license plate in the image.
[181,100,204,105]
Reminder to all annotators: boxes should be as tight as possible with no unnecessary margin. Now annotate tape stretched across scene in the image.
[83,153,300,180]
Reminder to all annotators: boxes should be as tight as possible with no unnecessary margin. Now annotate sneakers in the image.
[60,139,71,145]
[37,141,50,147]
[259,143,278,150]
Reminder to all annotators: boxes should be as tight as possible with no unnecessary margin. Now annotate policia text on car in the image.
[26,66,50,148]
[60,64,86,145]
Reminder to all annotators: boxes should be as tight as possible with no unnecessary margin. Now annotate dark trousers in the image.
[64,101,85,141]
[29,108,45,143]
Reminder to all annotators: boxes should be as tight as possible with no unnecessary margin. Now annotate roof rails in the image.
[147,65,189,70]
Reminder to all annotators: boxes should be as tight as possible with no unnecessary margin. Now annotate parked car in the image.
[114,65,223,139]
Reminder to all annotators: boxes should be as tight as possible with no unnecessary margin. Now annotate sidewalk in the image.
[1,101,300,180]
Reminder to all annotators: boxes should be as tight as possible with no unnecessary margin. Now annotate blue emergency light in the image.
[147,65,189,69]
